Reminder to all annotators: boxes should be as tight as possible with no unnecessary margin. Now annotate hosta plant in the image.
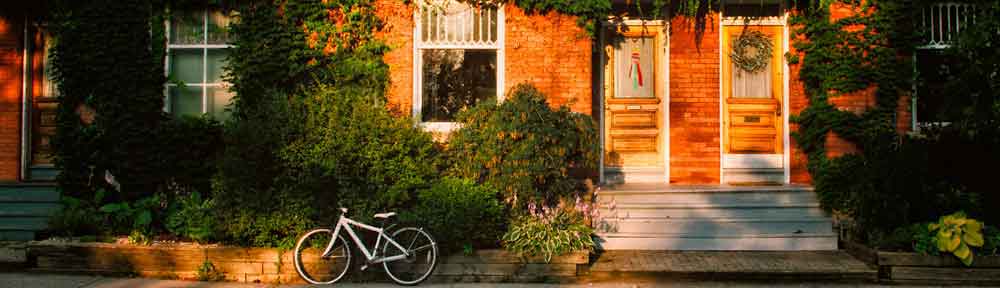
[929,212,985,266]
[502,199,595,262]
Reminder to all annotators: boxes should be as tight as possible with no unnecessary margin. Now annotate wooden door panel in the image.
[603,25,665,170]
[722,26,784,156]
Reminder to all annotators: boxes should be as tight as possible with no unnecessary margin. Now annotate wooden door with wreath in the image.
[721,26,784,178]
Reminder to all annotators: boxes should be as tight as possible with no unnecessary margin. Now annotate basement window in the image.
[414,0,504,130]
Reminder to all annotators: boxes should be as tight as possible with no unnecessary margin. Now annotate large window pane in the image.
[208,9,230,44]
[170,10,204,45]
[170,49,204,84]
[614,36,655,99]
[421,49,496,122]
[206,49,228,83]
[208,86,233,120]
[170,86,203,116]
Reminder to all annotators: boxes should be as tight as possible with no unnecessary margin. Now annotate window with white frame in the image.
[166,8,233,120]
[914,2,975,129]
[414,0,503,125]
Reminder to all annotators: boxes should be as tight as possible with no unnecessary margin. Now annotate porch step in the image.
[0,183,60,241]
[594,184,836,251]
[603,167,665,184]
[27,166,58,182]
[723,168,784,184]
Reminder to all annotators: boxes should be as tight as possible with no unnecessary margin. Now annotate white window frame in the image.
[912,2,975,131]
[164,8,233,117]
[412,1,505,132]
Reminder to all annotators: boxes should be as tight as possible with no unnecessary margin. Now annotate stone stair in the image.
[0,183,60,241]
[594,184,837,250]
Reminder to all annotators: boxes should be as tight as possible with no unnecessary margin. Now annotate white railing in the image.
[920,2,975,49]
[417,1,499,49]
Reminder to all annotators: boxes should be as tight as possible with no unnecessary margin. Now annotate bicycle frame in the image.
[322,215,410,264]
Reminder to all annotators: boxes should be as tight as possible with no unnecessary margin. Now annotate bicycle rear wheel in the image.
[382,227,438,285]
[293,228,351,285]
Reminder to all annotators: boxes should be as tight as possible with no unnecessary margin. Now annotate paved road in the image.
[0,273,977,288]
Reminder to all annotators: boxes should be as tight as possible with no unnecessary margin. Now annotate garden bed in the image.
[25,240,590,284]
[842,240,1000,285]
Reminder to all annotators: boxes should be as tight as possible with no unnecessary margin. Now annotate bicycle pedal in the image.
[360,264,369,271]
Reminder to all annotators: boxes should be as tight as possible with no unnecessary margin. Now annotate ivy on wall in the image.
[49,0,167,200]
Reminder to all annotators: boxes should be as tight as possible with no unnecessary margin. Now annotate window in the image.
[166,8,233,120]
[614,36,655,99]
[414,0,503,127]
[913,2,975,129]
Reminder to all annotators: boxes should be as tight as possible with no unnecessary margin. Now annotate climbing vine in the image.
[783,0,1000,240]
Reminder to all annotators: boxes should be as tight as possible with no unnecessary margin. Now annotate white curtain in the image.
[732,61,771,99]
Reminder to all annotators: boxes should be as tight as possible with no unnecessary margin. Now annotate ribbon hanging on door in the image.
[628,46,644,90]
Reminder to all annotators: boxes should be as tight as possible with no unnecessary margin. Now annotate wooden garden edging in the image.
[843,240,1000,285]
[25,242,590,284]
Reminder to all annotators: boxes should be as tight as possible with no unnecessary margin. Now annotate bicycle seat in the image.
[373,212,396,219]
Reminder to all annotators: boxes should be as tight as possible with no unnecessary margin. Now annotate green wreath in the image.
[730,30,774,74]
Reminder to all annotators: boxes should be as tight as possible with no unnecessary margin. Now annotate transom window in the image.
[414,0,504,126]
[166,8,233,120]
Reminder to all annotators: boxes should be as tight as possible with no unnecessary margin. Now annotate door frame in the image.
[598,19,669,184]
[718,15,790,184]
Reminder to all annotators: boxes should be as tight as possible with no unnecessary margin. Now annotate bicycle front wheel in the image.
[293,228,351,285]
[382,227,438,285]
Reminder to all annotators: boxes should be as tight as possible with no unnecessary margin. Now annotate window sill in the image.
[419,121,462,133]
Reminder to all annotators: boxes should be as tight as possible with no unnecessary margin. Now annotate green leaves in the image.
[929,212,986,266]
[501,204,594,262]
[448,84,598,208]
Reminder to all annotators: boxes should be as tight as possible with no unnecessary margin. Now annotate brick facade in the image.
[378,4,593,116]
[668,15,721,184]
[0,15,23,182]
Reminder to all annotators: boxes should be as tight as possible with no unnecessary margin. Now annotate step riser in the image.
[598,192,818,205]
[0,203,62,217]
[597,220,833,236]
[597,207,827,219]
[595,236,838,251]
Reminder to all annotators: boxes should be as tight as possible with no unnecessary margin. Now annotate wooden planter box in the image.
[877,252,1000,285]
[25,242,590,284]
[843,240,1000,285]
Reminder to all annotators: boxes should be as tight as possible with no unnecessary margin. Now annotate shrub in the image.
[99,193,161,243]
[281,85,440,223]
[48,194,104,237]
[157,116,224,195]
[502,201,594,262]
[448,84,599,208]
[399,177,506,254]
[166,191,217,243]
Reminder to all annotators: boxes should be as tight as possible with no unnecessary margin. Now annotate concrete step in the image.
[27,166,58,182]
[595,217,833,236]
[597,205,827,219]
[595,233,838,250]
[724,168,784,184]
[603,168,666,184]
[0,185,59,203]
[0,184,59,241]
[598,190,818,205]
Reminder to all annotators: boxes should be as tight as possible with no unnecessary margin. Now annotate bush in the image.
[166,191,217,243]
[502,201,594,262]
[212,90,307,247]
[48,195,104,237]
[448,84,599,208]
[400,177,506,254]
[157,116,224,195]
[281,85,440,223]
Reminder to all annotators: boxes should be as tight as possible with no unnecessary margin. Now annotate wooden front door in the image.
[722,26,784,163]
[603,25,665,177]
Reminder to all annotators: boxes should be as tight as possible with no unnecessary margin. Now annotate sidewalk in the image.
[0,273,960,288]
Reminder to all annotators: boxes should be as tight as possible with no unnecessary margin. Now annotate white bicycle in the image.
[293,208,438,285]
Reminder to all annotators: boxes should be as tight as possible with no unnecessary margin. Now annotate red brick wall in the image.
[375,0,415,116]
[503,7,592,115]
[0,15,22,182]
[668,15,721,184]
[378,4,593,116]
